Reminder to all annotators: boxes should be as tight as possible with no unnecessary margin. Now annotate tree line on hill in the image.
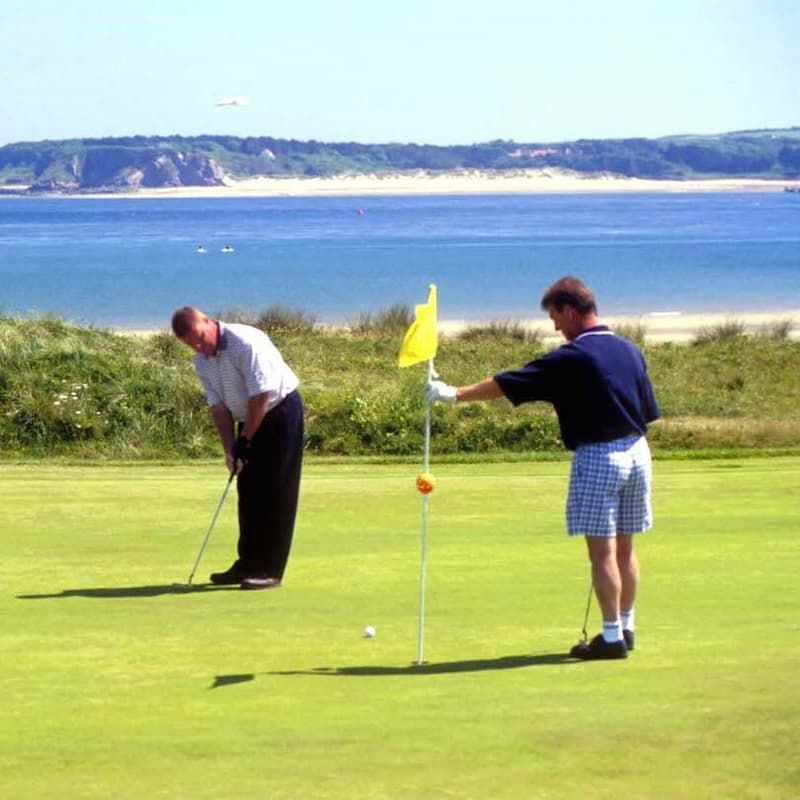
[0,128,799,193]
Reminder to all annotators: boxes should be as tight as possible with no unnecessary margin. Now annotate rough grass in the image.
[1,458,798,798]
[348,303,414,336]
[0,315,214,458]
[0,313,799,458]
[456,320,543,343]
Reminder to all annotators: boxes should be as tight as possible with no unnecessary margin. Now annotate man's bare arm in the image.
[455,378,504,403]
[241,392,271,441]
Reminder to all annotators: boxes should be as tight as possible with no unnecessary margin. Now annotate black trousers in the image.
[236,390,304,579]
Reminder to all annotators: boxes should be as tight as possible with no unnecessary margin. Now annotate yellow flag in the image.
[398,284,438,367]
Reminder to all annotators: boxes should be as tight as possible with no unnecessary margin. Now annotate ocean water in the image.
[0,192,798,329]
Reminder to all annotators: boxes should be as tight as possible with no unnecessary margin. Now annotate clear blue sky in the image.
[1,0,798,146]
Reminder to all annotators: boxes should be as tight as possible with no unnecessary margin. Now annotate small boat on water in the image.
[221,244,235,253]
[784,186,800,193]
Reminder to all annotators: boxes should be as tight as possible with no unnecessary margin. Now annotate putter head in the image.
[171,582,193,592]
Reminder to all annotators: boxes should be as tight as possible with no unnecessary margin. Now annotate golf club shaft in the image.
[186,472,235,584]
[581,579,594,642]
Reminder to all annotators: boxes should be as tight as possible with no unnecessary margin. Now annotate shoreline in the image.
[441,309,800,344]
[118,308,800,343]
[5,169,800,199]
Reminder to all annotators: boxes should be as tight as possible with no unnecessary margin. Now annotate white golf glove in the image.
[425,380,458,404]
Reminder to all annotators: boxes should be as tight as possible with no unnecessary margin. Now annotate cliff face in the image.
[23,148,225,193]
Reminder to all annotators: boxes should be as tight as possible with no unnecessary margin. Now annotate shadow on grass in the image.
[17,583,236,599]
[211,653,573,687]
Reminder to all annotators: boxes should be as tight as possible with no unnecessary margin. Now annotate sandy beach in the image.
[60,168,800,199]
[121,308,799,343]
[439,309,800,343]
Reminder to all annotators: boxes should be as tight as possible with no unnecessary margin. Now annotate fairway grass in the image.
[1,458,798,799]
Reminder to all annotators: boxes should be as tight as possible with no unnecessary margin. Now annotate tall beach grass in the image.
[0,310,798,458]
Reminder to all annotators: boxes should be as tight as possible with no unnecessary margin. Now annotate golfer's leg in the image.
[616,533,639,612]
[236,467,263,572]
[262,414,303,579]
[240,392,304,579]
[585,535,621,622]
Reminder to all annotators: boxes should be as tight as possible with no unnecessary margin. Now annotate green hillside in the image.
[1,127,799,192]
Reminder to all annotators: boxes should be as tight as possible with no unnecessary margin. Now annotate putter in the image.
[580,579,594,644]
[172,472,235,591]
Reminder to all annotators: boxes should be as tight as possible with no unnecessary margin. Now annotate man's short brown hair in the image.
[171,307,208,338]
[540,277,597,315]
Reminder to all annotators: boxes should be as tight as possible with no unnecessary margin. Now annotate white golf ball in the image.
[363,625,376,638]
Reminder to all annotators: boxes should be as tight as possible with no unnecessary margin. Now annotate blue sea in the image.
[0,192,798,329]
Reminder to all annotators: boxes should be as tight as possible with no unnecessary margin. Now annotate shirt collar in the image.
[213,321,229,355]
[573,325,612,342]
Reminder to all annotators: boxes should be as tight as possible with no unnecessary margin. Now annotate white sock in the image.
[620,608,635,632]
[602,619,623,643]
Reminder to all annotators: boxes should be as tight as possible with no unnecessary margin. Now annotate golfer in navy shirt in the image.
[426,277,660,660]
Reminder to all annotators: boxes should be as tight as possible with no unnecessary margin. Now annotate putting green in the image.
[1,458,797,798]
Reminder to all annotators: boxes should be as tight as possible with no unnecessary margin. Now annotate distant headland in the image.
[1,128,799,196]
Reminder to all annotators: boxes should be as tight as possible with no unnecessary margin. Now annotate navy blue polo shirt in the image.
[494,326,660,450]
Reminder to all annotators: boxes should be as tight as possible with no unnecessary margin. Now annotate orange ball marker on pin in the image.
[416,472,436,494]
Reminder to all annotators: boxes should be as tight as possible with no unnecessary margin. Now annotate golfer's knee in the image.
[585,536,615,563]
[615,535,635,566]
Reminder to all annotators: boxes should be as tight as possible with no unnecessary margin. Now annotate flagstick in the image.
[416,358,434,665]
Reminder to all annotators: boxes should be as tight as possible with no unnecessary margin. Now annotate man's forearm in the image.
[209,404,235,453]
[241,393,271,440]
[455,378,504,403]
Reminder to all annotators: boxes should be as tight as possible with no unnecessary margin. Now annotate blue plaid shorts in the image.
[566,435,653,537]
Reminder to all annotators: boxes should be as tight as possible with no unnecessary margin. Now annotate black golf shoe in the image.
[240,576,282,591]
[210,562,248,585]
[569,633,628,660]
[623,629,635,651]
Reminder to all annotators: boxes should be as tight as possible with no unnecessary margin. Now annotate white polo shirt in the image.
[193,322,299,422]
